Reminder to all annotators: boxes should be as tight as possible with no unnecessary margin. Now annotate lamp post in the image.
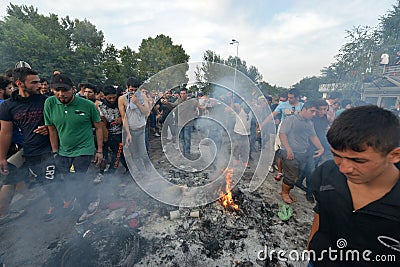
[230,39,239,92]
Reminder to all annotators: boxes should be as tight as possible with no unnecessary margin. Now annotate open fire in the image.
[218,168,239,210]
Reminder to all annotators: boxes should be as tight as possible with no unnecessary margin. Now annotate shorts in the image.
[2,153,54,186]
[281,150,308,187]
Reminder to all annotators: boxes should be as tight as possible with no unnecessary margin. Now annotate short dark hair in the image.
[5,68,13,78]
[327,105,399,154]
[126,77,141,88]
[103,85,117,96]
[288,88,300,98]
[40,77,48,83]
[0,75,12,90]
[180,87,188,93]
[12,67,38,83]
[85,83,98,94]
[327,91,342,100]
[302,100,318,110]
[315,99,328,108]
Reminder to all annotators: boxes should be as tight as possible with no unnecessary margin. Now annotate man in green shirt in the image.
[44,73,103,225]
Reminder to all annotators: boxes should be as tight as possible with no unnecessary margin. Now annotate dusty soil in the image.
[0,130,314,267]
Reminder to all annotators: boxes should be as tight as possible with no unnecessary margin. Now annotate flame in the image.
[219,168,239,210]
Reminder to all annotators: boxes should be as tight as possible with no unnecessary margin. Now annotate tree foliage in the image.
[195,50,267,96]
[0,4,189,88]
[318,0,400,100]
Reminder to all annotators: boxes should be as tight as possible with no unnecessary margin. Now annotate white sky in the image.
[0,0,396,87]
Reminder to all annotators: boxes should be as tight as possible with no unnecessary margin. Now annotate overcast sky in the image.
[0,0,396,87]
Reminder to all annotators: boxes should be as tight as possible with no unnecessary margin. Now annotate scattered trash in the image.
[169,210,180,220]
[128,218,139,229]
[278,204,293,221]
[189,210,200,218]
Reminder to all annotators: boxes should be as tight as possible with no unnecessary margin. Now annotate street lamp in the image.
[230,39,239,93]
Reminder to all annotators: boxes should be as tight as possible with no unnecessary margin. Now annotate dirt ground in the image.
[0,129,315,267]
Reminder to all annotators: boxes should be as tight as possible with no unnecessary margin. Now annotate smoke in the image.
[125,62,275,207]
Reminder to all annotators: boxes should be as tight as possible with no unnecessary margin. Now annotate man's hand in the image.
[114,118,122,125]
[33,125,49,135]
[94,152,103,166]
[0,158,9,175]
[125,133,132,147]
[130,94,140,105]
[313,147,324,158]
[286,148,294,160]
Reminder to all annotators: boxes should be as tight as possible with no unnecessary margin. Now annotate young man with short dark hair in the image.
[0,67,51,224]
[98,85,127,174]
[118,76,151,177]
[44,73,103,225]
[308,105,400,267]
[279,101,324,204]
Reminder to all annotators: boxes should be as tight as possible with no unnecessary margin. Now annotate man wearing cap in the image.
[44,73,103,225]
[0,67,52,224]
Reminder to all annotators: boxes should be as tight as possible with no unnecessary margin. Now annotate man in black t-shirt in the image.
[308,106,400,267]
[0,67,53,224]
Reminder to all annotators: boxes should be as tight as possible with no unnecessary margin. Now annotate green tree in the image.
[119,46,141,85]
[101,44,122,85]
[137,34,190,82]
[292,76,323,100]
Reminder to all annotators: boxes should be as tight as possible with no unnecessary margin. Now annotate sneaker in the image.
[93,173,103,184]
[268,166,275,173]
[43,207,56,222]
[86,198,100,217]
[154,132,161,137]
[0,210,25,225]
[76,211,89,225]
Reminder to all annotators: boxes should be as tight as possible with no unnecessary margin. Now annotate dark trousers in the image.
[179,126,192,156]
[106,134,127,173]
[55,155,95,210]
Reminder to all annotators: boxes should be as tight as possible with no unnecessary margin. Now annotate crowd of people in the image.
[0,61,399,266]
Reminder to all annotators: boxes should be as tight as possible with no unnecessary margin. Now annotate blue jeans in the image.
[179,126,192,157]
[296,151,316,195]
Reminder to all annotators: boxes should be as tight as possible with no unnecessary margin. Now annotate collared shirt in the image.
[44,95,100,157]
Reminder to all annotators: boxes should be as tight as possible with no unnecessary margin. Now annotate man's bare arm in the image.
[0,120,13,174]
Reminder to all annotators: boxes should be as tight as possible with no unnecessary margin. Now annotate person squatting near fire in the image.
[308,105,400,267]
[98,85,128,175]
[44,73,103,225]
[0,67,53,224]
[278,101,324,204]
[118,77,151,178]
